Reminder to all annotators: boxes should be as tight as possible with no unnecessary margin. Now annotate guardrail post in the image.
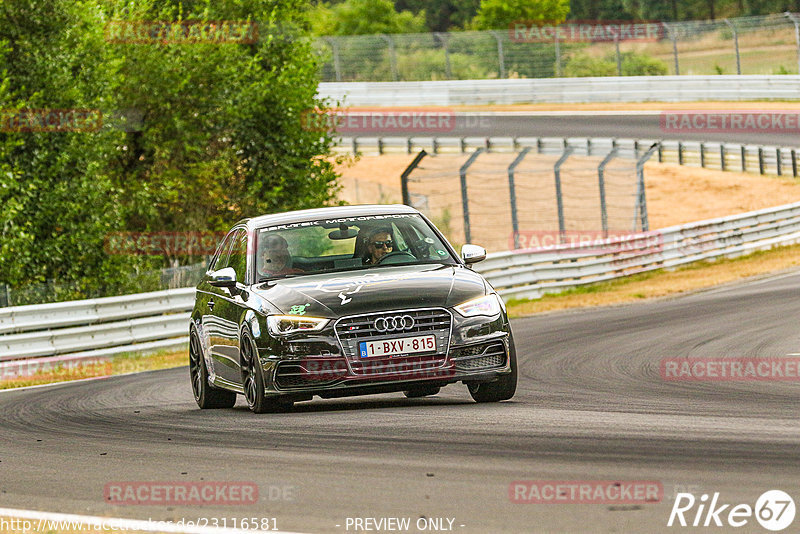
[324,37,342,82]
[678,141,683,165]
[460,148,484,243]
[598,147,620,237]
[723,19,741,75]
[407,137,413,154]
[507,147,532,249]
[432,138,439,154]
[536,138,542,154]
[657,142,663,162]
[700,142,705,168]
[377,138,384,155]
[777,148,783,176]
[401,150,427,206]
[352,137,359,155]
[792,149,798,177]
[586,138,592,156]
[614,35,622,76]
[634,140,640,160]
[554,146,574,238]
[720,144,726,171]
[378,34,399,81]
[460,137,466,153]
[635,143,659,232]
[786,12,800,74]
[663,23,680,75]
[758,147,765,174]
[489,30,506,78]
[741,145,746,171]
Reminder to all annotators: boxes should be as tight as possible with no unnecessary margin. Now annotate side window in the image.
[228,229,248,283]
[209,230,236,272]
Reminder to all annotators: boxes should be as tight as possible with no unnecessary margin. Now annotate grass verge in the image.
[0,349,187,390]
[506,242,800,318]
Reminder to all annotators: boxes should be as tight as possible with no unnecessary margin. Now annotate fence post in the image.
[401,150,427,206]
[598,147,620,237]
[435,33,452,80]
[720,143,726,171]
[758,147,765,174]
[785,12,800,74]
[489,30,506,78]
[554,33,561,77]
[777,148,782,176]
[700,142,705,168]
[678,141,683,165]
[663,23,680,75]
[460,148,485,243]
[658,142,663,162]
[635,143,660,232]
[324,37,342,82]
[614,35,622,76]
[554,146,574,238]
[378,34,399,81]
[723,19,741,75]
[792,149,798,177]
[507,147,532,249]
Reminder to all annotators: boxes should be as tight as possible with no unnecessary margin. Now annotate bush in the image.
[563,50,668,77]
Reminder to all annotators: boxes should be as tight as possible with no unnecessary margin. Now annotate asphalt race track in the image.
[2,270,800,533]
[356,112,800,146]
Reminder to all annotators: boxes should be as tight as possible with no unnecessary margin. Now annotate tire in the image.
[240,329,293,414]
[467,337,518,403]
[403,386,441,398]
[189,330,237,409]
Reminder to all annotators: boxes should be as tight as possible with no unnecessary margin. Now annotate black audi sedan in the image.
[189,204,517,412]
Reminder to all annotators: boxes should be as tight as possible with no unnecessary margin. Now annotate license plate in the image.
[359,335,436,358]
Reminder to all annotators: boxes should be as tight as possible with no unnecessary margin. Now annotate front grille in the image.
[335,308,452,375]
[451,341,506,370]
[274,358,346,389]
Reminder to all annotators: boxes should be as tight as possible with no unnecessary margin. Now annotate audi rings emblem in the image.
[374,315,415,332]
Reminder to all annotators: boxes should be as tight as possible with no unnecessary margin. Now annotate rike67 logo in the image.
[668,490,796,531]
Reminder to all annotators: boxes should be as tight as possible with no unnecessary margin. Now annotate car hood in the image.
[250,264,488,317]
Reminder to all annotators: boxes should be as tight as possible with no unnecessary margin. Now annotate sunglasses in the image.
[371,240,394,249]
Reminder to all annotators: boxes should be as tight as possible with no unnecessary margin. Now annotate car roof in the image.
[241,204,421,230]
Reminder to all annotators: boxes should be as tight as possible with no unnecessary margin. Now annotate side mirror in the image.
[209,267,238,288]
[461,244,486,265]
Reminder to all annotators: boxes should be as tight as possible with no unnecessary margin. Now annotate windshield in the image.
[254,214,457,281]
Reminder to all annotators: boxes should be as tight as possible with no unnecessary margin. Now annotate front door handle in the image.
[208,298,215,311]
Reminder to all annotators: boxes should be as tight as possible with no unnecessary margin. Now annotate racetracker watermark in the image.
[0,109,102,132]
[510,480,663,504]
[292,357,456,383]
[661,357,800,381]
[0,357,111,383]
[103,482,265,506]
[301,109,456,134]
[104,20,258,44]
[104,231,227,256]
[511,230,663,254]
[510,20,664,43]
[661,111,800,134]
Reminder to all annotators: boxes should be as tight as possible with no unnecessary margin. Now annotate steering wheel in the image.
[376,250,416,265]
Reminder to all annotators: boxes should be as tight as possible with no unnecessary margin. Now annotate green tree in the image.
[310,0,426,35]
[471,0,570,30]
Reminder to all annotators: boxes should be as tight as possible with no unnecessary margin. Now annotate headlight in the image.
[454,294,502,317]
[267,315,329,336]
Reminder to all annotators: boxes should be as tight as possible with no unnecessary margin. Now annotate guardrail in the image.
[0,288,193,366]
[318,75,800,106]
[475,201,800,300]
[334,136,799,177]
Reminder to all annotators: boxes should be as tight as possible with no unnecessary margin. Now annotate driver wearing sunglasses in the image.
[364,228,394,265]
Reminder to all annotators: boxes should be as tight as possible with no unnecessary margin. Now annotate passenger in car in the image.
[258,234,304,276]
